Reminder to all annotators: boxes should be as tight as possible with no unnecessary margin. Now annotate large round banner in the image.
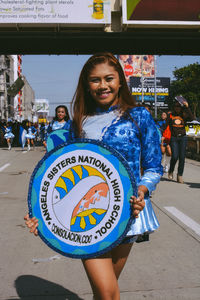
[28,139,137,259]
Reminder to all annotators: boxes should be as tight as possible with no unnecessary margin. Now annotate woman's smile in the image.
[88,62,121,107]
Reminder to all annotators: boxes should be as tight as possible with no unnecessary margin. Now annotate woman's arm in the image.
[139,109,163,195]
[183,102,194,122]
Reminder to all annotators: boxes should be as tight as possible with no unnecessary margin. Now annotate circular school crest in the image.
[28,139,136,259]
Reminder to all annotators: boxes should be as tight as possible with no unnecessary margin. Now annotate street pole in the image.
[154,55,157,118]
[141,55,144,103]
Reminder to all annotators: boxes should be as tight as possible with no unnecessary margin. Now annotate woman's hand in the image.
[129,186,146,218]
[183,100,189,108]
[24,214,39,236]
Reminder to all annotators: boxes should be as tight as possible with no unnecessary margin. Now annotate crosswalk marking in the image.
[0,163,10,172]
[164,206,200,236]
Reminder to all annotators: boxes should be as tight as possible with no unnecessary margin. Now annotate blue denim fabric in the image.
[169,135,187,176]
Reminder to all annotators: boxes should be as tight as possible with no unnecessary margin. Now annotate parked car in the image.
[185,120,200,136]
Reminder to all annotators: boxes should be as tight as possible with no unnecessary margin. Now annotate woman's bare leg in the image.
[111,243,133,279]
[82,252,120,300]
[82,243,133,299]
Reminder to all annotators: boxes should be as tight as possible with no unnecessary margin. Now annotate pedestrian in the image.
[25,121,37,151]
[0,120,5,146]
[157,111,172,173]
[24,52,163,300]
[167,99,194,183]
[44,105,72,148]
[4,120,15,150]
[39,122,47,148]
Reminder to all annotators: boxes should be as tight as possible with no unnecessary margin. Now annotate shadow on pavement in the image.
[184,182,200,189]
[160,177,173,182]
[6,275,84,300]
[161,177,200,188]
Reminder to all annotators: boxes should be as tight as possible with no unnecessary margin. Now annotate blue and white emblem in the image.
[28,139,136,258]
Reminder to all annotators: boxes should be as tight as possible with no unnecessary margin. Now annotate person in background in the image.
[25,121,37,151]
[33,122,39,144]
[24,53,162,300]
[157,111,172,173]
[39,122,47,148]
[4,120,15,150]
[44,105,72,148]
[167,99,194,183]
[0,120,5,146]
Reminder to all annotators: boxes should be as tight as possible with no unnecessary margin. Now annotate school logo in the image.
[52,165,109,232]
[28,139,136,258]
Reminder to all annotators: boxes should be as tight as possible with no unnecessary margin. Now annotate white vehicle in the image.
[185,120,200,136]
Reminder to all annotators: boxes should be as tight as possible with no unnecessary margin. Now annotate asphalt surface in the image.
[0,146,200,300]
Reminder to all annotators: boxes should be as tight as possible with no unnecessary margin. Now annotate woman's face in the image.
[56,107,66,121]
[174,104,182,113]
[161,112,167,120]
[88,62,121,108]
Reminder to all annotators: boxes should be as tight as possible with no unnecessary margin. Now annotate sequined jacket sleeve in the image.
[132,108,163,194]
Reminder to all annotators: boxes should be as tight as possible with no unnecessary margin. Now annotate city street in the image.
[0,146,200,300]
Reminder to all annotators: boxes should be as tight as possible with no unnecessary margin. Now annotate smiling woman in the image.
[69,52,162,298]
[25,52,163,300]
[88,63,121,109]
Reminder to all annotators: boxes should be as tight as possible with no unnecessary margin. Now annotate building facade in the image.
[0,55,35,122]
[0,55,15,121]
[20,76,35,121]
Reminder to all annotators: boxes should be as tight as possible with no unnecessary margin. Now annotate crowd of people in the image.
[0,119,48,151]
[144,100,194,184]
[0,105,74,151]
[156,103,193,183]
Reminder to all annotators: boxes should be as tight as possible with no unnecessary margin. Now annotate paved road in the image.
[0,146,200,300]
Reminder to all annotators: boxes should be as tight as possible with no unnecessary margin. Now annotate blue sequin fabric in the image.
[82,106,163,236]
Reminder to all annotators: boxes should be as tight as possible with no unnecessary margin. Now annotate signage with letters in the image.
[28,139,136,258]
[0,0,111,24]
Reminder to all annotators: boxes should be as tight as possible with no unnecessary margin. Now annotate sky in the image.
[21,55,200,116]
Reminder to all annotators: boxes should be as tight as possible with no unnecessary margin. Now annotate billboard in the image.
[0,0,111,24]
[118,55,155,84]
[130,77,170,101]
[122,0,200,26]
[35,99,49,113]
